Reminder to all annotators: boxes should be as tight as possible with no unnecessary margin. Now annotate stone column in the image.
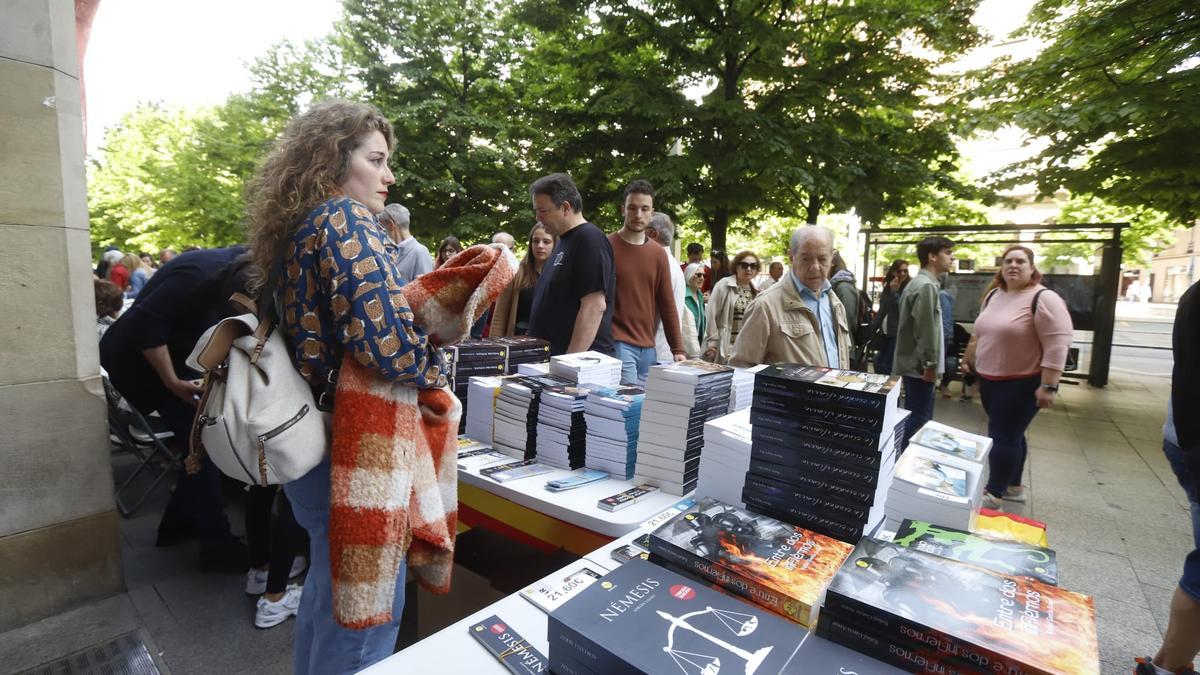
[0,0,123,631]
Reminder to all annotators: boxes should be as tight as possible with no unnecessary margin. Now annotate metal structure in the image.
[860,223,1128,387]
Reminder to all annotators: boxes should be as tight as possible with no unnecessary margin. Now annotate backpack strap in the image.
[1031,288,1047,315]
[982,287,999,310]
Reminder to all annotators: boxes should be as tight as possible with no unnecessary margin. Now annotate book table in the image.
[456,460,688,555]
[366,527,904,674]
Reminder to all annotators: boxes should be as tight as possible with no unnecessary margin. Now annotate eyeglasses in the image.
[738,262,760,270]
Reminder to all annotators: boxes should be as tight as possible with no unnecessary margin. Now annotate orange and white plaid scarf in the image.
[329,244,516,628]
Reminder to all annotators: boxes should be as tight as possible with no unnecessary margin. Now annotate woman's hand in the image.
[703,347,718,362]
[1035,387,1056,408]
[960,355,973,375]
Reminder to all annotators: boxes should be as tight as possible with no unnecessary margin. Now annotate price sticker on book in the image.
[519,566,604,613]
[639,497,697,533]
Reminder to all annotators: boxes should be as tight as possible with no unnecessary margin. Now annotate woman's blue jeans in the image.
[284,456,407,675]
[979,375,1042,497]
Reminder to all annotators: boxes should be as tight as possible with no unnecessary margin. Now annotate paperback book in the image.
[648,497,854,626]
[893,519,1057,585]
[597,484,659,512]
[468,615,550,675]
[824,537,1099,675]
[909,420,992,464]
[548,558,808,675]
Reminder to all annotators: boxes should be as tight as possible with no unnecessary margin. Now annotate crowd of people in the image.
[92,99,1198,675]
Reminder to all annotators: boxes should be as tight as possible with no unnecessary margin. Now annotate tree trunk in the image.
[805,194,822,225]
[709,206,729,253]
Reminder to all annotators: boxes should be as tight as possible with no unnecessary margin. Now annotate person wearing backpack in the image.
[830,252,873,370]
[961,245,1073,511]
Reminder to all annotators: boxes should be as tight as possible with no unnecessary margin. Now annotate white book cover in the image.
[650,359,733,384]
[909,420,992,464]
[631,473,694,496]
[892,451,971,502]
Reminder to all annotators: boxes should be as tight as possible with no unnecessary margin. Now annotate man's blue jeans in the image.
[901,376,935,446]
[285,457,407,675]
[615,341,657,385]
[1163,439,1200,602]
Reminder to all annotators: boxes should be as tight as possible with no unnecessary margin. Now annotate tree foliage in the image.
[971,0,1200,224]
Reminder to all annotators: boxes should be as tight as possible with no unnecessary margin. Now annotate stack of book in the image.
[492,374,570,460]
[495,336,550,374]
[583,385,645,479]
[549,351,622,387]
[446,340,509,433]
[535,384,590,470]
[884,443,984,531]
[647,498,855,627]
[907,420,993,470]
[464,374,507,447]
[634,360,734,495]
[697,409,753,508]
[819,537,1099,675]
[728,364,765,412]
[517,362,550,376]
[744,365,906,543]
[548,558,811,675]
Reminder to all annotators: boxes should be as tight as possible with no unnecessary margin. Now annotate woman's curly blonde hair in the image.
[246,100,394,287]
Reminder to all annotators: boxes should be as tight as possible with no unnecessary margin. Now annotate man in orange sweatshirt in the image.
[608,179,686,384]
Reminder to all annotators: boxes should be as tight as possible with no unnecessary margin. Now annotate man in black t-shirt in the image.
[527,173,616,356]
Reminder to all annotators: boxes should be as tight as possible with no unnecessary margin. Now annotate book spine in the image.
[823,590,1052,675]
[751,411,886,452]
[547,616,642,675]
[742,474,869,523]
[753,393,884,431]
[748,452,880,489]
[818,612,981,675]
[742,494,864,543]
[646,536,812,626]
[744,461,875,504]
[751,427,883,463]
[753,380,883,410]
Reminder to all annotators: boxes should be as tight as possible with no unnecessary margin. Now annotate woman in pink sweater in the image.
[962,245,1073,509]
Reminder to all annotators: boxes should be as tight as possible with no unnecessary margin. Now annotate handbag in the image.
[184,261,328,485]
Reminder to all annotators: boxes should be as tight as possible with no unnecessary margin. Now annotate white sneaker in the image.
[1003,485,1028,503]
[245,556,307,595]
[255,584,303,629]
[982,492,1004,510]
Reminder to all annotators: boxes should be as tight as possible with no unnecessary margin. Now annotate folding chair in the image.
[104,375,181,517]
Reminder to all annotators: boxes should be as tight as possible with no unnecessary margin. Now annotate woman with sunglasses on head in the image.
[703,250,760,364]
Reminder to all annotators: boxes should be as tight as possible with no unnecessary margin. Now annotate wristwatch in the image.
[1040,384,1059,392]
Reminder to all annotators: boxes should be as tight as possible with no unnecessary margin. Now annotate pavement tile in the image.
[1034,507,1130,556]
[1138,580,1176,635]
[1118,520,1198,585]
[0,595,143,672]
[1094,594,1162,667]
[1054,546,1146,608]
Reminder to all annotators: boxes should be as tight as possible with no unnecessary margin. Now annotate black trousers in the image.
[246,485,307,594]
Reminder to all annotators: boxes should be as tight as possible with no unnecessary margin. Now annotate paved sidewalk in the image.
[1,372,1193,675]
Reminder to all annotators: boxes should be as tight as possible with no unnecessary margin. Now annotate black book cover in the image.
[750,409,890,453]
[647,498,853,627]
[817,610,978,675]
[755,364,897,403]
[825,538,1099,675]
[548,558,807,675]
[452,342,509,363]
[748,454,881,490]
[743,460,876,505]
[742,473,872,524]
[741,493,871,544]
[753,425,888,461]
[894,520,1058,586]
[467,614,551,675]
[752,390,886,432]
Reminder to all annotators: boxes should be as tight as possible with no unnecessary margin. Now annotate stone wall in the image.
[0,0,123,632]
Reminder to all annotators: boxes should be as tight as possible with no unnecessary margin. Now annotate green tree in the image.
[971,0,1200,223]
[339,0,531,244]
[521,0,984,250]
[1049,194,1176,266]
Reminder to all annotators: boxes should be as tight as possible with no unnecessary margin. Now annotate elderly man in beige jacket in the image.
[729,226,851,368]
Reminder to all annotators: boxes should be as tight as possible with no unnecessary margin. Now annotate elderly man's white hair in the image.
[379,203,410,230]
[492,232,515,248]
[648,212,675,248]
[789,225,835,253]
